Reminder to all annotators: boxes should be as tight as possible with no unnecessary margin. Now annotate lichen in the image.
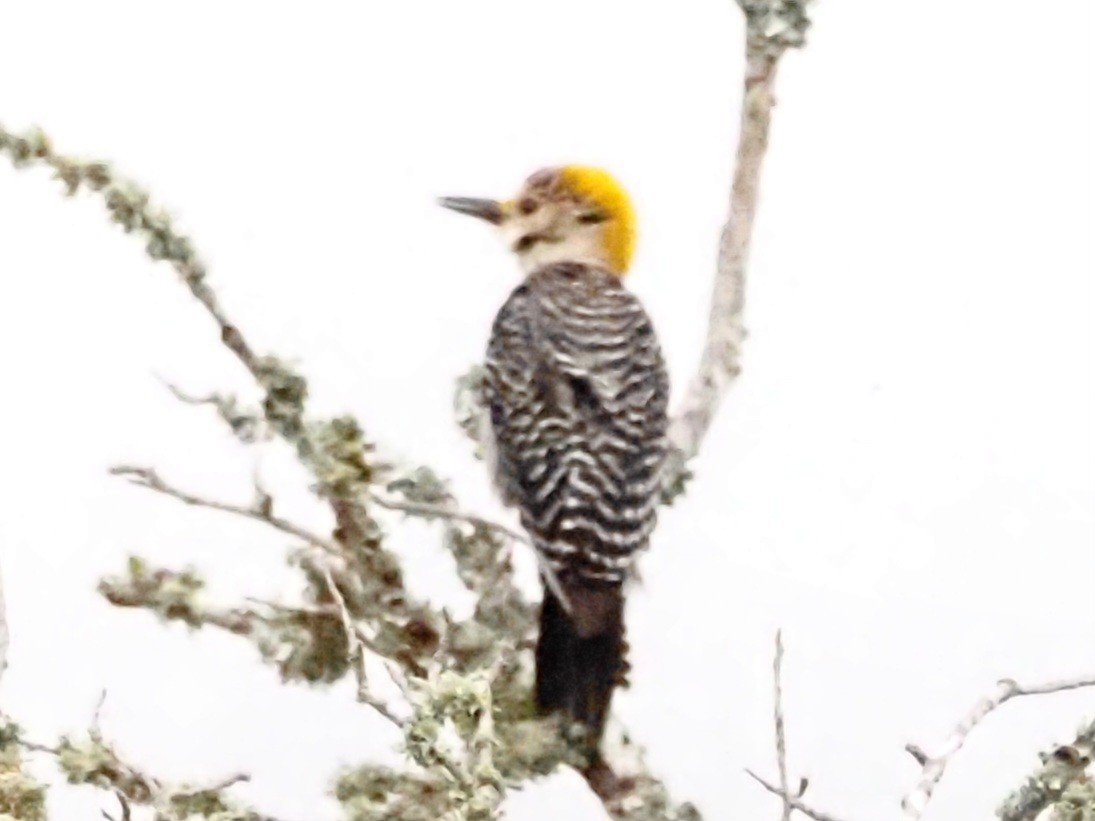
[737,0,813,55]
[0,718,47,821]
[999,722,1095,821]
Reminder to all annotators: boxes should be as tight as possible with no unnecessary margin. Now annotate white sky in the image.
[1,1,1093,819]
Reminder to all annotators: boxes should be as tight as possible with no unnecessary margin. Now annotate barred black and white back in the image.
[483,260,668,750]
[484,261,669,584]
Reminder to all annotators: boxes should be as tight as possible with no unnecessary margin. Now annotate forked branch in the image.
[749,638,1095,820]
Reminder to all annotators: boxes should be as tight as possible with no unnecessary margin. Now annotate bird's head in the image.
[440,165,637,276]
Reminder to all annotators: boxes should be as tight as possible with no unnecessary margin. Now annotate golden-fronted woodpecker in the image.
[441,166,669,753]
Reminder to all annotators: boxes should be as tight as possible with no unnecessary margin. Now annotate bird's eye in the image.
[577,211,607,224]
[518,197,538,215]
[514,234,537,252]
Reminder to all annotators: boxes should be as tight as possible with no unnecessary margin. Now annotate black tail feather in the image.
[534,579,626,753]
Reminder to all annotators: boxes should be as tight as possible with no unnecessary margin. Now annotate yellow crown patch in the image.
[558,165,637,273]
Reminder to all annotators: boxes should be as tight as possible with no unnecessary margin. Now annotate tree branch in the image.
[318,565,407,727]
[664,1,811,489]
[901,676,1095,819]
[0,3,816,817]
[773,631,792,821]
[10,704,280,821]
[997,717,1095,821]
[748,636,1095,821]
[749,631,828,821]
[109,465,343,555]
[368,490,575,615]
[746,770,850,821]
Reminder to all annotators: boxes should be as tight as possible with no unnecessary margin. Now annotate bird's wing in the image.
[484,268,669,582]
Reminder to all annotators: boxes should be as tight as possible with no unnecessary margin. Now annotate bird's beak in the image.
[438,196,504,225]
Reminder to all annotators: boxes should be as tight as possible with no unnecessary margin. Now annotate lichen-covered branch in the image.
[902,676,1095,819]
[0,120,678,818]
[0,1,1090,819]
[3,119,548,665]
[162,381,271,444]
[53,731,262,821]
[0,121,455,672]
[0,718,48,821]
[998,718,1095,821]
[98,556,360,684]
[320,565,408,726]
[3,711,274,821]
[663,0,810,495]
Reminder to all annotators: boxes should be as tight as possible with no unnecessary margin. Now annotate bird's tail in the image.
[534,578,627,753]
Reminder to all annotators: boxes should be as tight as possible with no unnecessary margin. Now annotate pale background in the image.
[1,1,1093,819]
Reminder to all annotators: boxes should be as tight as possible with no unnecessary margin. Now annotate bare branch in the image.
[90,689,108,743]
[110,465,342,555]
[664,55,771,468]
[665,0,811,490]
[369,492,531,547]
[751,632,820,821]
[103,789,132,821]
[903,744,929,766]
[902,676,1095,819]
[773,631,792,821]
[747,659,1095,821]
[319,565,406,727]
[746,770,850,821]
[368,490,573,615]
[160,378,269,443]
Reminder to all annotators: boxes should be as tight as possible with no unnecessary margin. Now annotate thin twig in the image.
[368,491,573,615]
[110,465,342,555]
[773,631,792,821]
[160,379,269,443]
[245,595,398,674]
[745,770,850,821]
[901,675,1095,819]
[90,689,108,743]
[245,597,340,618]
[37,723,255,815]
[17,739,61,755]
[319,566,405,727]
[753,631,812,821]
[102,789,132,821]
[171,772,251,798]
[368,492,531,546]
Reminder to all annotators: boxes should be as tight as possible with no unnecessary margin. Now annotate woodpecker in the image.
[441,166,669,751]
